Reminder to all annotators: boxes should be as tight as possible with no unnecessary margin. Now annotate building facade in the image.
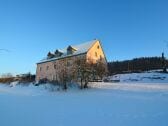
[36,40,107,82]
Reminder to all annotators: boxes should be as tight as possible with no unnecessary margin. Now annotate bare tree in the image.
[94,60,108,80]
[164,40,168,48]
[58,59,68,90]
[53,61,59,83]
[74,58,102,89]
[72,57,108,89]
[0,73,14,83]
[1,73,13,78]
[162,53,167,73]
[52,57,108,90]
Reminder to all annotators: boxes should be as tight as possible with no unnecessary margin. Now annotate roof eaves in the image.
[37,52,87,64]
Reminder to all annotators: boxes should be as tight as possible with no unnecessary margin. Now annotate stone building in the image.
[36,39,107,82]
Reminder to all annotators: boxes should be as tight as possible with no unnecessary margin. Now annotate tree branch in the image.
[163,40,168,48]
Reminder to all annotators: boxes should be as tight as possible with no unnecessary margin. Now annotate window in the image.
[95,52,98,57]
[67,61,71,67]
[54,64,56,69]
[39,67,42,71]
[97,45,100,49]
[46,66,49,70]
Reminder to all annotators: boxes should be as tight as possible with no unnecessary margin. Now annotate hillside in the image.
[107,70,168,84]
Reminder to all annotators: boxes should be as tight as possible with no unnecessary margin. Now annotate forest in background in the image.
[108,56,168,75]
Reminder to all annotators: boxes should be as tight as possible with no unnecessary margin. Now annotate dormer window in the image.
[67,45,77,55]
[47,52,54,59]
[55,49,63,57]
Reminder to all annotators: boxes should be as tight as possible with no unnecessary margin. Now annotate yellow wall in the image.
[86,40,107,64]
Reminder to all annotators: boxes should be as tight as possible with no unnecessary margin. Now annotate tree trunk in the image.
[63,82,67,90]
[163,67,167,73]
[80,78,83,89]
[84,80,88,88]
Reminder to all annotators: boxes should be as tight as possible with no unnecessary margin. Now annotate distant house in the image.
[36,39,107,82]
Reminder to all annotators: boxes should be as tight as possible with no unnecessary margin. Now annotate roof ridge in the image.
[37,39,98,64]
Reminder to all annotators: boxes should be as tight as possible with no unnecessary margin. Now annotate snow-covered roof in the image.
[37,39,97,64]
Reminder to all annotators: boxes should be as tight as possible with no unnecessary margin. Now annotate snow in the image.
[9,81,19,87]
[90,82,168,91]
[60,40,96,56]
[38,40,97,64]
[108,71,168,84]
[0,79,168,126]
[0,71,168,126]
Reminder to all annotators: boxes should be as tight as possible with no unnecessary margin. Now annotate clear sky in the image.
[0,0,168,75]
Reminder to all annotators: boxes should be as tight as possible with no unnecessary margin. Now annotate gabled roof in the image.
[37,39,97,64]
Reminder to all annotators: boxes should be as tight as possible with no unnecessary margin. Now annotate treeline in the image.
[108,57,168,75]
[0,73,35,84]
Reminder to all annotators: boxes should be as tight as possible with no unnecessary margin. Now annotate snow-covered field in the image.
[0,71,168,126]
[108,70,168,83]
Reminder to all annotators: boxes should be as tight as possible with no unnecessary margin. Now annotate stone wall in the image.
[36,54,86,82]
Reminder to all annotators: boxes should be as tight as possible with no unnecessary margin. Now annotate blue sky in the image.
[0,0,168,75]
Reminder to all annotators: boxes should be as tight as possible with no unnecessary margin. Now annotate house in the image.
[36,39,107,82]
